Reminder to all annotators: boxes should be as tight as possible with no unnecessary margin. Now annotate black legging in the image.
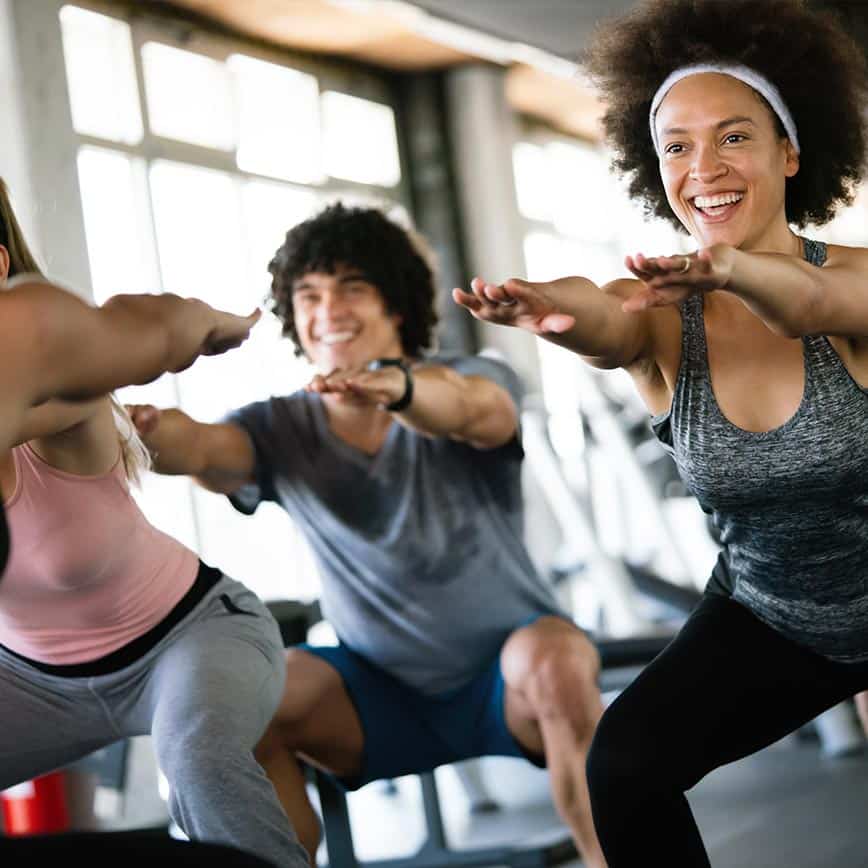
[586,593,868,867]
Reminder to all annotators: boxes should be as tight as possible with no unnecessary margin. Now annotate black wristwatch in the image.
[366,358,414,412]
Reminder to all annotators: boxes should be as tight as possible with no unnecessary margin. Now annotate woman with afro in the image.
[454,0,868,863]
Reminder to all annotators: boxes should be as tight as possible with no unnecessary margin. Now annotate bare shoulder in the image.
[0,292,48,409]
[0,282,97,404]
[600,276,643,301]
[0,290,42,357]
[822,243,868,272]
[824,245,868,357]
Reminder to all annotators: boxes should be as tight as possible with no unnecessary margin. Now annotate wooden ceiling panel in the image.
[146,0,474,69]
[506,64,603,142]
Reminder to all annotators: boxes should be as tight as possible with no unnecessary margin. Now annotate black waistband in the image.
[0,561,222,677]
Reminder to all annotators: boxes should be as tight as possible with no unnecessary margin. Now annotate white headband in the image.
[649,62,800,156]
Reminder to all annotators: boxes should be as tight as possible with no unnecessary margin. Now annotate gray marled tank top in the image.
[652,239,868,663]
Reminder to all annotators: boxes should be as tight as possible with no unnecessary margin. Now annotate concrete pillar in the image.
[396,71,476,355]
[446,63,542,394]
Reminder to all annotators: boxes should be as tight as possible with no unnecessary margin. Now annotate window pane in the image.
[230,55,324,184]
[237,180,319,401]
[59,6,142,144]
[142,43,235,150]
[513,142,552,222]
[149,162,312,413]
[149,160,254,420]
[112,375,199,552]
[192,493,322,602]
[524,231,616,286]
[77,146,158,303]
[147,161,321,593]
[149,160,246,309]
[547,142,615,243]
[608,170,688,264]
[320,191,406,222]
[134,473,199,552]
[241,178,319,297]
[321,92,401,187]
[810,181,868,246]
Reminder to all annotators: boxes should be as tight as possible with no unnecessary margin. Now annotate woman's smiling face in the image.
[655,72,799,252]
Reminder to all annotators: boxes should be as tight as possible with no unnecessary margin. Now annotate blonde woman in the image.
[0,182,307,868]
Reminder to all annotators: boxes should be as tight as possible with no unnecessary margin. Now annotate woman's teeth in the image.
[693,192,744,216]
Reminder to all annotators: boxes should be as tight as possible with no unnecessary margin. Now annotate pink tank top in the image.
[0,443,198,664]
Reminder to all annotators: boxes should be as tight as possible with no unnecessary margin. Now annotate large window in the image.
[58,3,408,602]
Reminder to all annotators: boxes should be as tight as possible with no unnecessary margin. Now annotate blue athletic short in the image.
[301,631,547,791]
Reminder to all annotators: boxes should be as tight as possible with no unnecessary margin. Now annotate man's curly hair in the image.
[583,0,868,230]
[268,202,439,358]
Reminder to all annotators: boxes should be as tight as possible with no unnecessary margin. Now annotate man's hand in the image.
[622,245,735,312]
[126,403,162,437]
[306,364,406,409]
[452,276,577,335]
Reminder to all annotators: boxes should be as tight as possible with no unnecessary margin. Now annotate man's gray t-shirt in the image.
[226,354,563,695]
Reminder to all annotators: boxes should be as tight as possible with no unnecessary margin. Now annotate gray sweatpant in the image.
[0,574,308,868]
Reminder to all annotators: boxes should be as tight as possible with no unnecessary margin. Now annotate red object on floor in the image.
[1,772,70,835]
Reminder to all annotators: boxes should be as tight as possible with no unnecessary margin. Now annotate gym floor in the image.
[338,736,868,868]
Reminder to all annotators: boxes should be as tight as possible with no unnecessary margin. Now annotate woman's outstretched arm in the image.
[622,243,868,340]
[5,280,259,407]
[452,274,657,370]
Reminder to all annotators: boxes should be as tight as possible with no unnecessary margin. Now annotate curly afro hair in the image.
[583,0,868,230]
[268,202,439,358]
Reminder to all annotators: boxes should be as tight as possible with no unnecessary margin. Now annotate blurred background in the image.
[4,0,868,858]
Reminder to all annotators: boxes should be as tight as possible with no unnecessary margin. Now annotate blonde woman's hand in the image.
[201,307,262,356]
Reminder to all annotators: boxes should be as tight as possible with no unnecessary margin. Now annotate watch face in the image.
[366,357,404,372]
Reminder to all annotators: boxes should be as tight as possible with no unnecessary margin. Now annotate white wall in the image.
[0,0,39,261]
[8,0,92,294]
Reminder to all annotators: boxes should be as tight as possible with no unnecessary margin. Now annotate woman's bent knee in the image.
[585,698,663,797]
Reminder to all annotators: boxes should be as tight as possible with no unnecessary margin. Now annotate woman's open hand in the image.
[452,276,577,335]
[622,245,735,312]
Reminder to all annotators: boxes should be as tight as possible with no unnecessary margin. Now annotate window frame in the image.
[14,0,412,291]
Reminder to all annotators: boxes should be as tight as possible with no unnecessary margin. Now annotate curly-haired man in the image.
[130,202,606,868]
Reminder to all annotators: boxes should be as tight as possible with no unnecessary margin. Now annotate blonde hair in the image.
[108,394,152,486]
[0,178,152,485]
[0,179,43,278]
